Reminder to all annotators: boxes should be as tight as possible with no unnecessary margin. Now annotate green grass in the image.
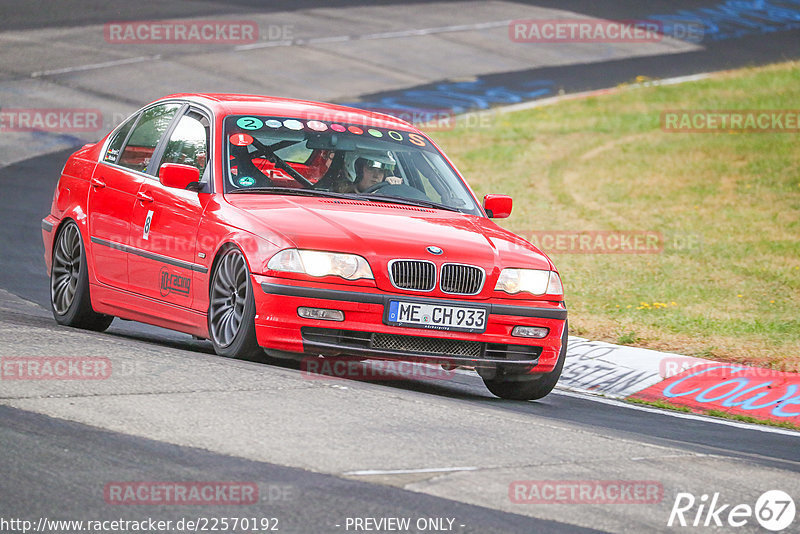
[616,331,640,345]
[431,61,800,370]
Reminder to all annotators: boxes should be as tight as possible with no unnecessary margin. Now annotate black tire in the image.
[483,321,568,401]
[207,246,263,360]
[49,221,113,332]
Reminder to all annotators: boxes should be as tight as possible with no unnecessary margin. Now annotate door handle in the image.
[137,191,154,203]
[90,177,106,189]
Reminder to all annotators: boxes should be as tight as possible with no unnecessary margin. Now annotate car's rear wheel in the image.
[483,321,568,401]
[50,221,113,331]
[208,246,263,360]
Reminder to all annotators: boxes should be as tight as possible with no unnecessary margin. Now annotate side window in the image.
[159,111,209,177]
[118,103,181,173]
[416,163,444,203]
[400,151,442,202]
[103,113,138,164]
[404,151,469,207]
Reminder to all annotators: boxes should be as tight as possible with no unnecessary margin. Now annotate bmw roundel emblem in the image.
[426,246,443,255]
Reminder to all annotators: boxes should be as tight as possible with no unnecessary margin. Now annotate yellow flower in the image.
[770,300,775,304]
[670,301,677,306]
[737,294,743,298]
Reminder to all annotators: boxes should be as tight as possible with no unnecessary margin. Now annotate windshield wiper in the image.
[357,194,462,213]
[228,188,464,213]
[227,187,354,199]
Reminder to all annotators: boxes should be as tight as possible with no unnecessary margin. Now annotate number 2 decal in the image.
[236,116,264,130]
[143,210,154,240]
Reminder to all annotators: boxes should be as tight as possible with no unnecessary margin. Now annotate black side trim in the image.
[90,237,208,273]
[41,219,54,232]
[490,304,567,320]
[261,282,384,304]
[260,282,568,320]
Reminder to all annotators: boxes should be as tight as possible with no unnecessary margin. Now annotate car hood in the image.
[225,195,553,295]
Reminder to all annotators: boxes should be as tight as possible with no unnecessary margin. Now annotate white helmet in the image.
[344,151,396,182]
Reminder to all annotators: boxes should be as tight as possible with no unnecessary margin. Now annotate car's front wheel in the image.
[50,220,113,331]
[208,246,263,360]
[483,321,568,401]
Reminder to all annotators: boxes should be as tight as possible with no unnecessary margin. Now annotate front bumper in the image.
[253,275,567,374]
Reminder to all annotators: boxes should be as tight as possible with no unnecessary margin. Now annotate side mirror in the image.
[483,194,512,219]
[159,163,200,190]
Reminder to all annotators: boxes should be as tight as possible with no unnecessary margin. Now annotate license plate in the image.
[385,300,487,333]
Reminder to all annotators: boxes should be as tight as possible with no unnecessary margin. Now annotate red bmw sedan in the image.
[42,94,567,400]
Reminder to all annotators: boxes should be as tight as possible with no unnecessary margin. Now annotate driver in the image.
[334,152,402,193]
[356,157,399,191]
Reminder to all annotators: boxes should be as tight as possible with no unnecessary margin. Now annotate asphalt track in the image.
[1,2,800,533]
[2,406,593,534]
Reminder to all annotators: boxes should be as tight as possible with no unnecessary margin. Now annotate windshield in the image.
[223,115,481,214]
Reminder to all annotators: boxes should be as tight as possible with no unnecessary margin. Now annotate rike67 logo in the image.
[668,490,795,531]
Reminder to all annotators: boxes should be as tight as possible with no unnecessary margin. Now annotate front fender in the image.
[193,229,282,313]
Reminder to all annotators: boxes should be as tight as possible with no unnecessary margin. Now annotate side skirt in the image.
[91,283,209,338]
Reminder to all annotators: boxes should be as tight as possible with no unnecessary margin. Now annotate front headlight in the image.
[495,269,563,296]
[267,249,373,280]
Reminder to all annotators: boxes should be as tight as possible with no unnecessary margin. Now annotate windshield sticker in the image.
[238,176,256,187]
[228,116,431,150]
[230,133,253,146]
[408,133,427,147]
[307,120,327,132]
[236,117,263,130]
[283,119,303,130]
